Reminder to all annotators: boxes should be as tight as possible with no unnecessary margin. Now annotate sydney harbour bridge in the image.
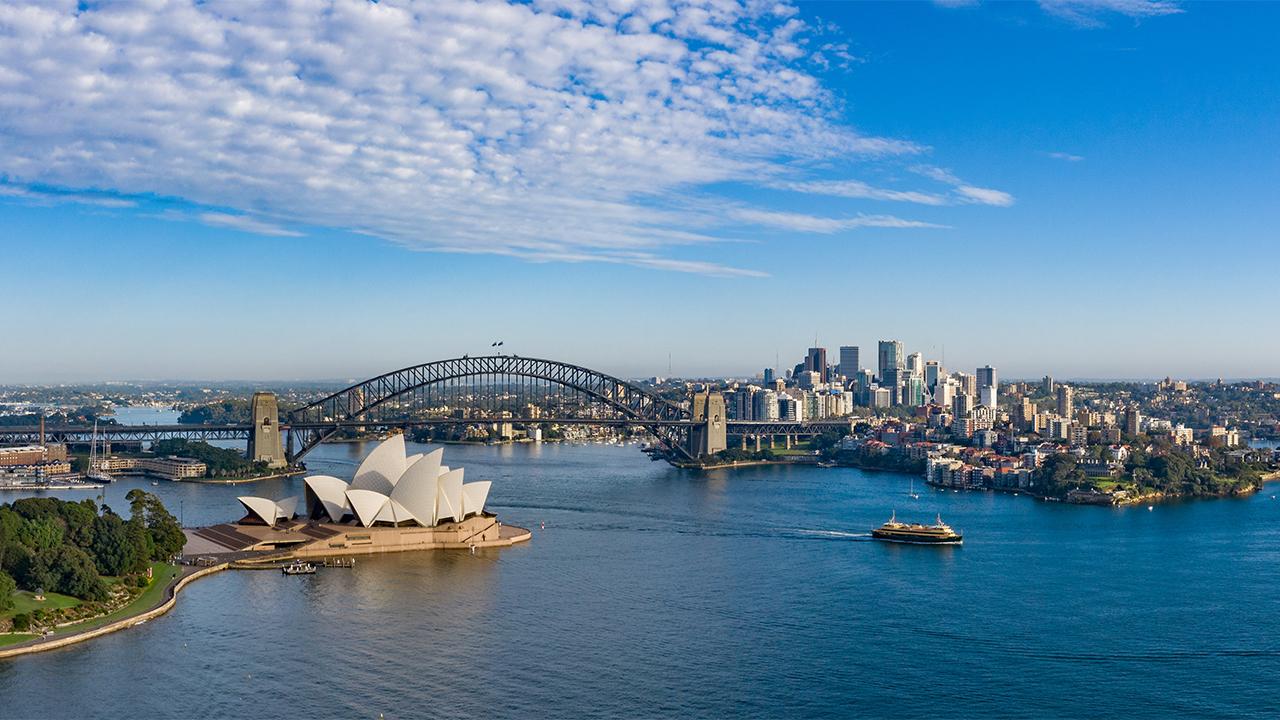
[0,356,853,467]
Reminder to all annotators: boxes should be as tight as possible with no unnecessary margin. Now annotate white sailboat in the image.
[86,421,115,484]
[908,479,920,500]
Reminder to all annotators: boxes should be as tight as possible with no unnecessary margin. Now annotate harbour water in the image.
[2,440,1279,718]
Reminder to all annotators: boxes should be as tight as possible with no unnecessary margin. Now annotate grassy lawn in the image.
[0,632,39,647]
[0,562,182,645]
[4,590,82,620]
[45,563,182,638]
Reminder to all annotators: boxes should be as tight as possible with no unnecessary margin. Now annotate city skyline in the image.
[3,1,1278,381]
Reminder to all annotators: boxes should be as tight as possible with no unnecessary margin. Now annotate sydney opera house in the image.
[184,435,529,559]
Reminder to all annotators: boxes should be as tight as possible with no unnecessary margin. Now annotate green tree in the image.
[0,570,16,613]
[44,546,107,601]
[91,513,139,576]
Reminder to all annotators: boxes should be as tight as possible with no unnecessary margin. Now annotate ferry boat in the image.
[871,512,962,545]
[281,561,316,575]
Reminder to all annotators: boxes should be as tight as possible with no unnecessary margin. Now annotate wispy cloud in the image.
[1038,0,1184,27]
[196,213,303,238]
[911,166,1015,207]
[0,184,136,209]
[731,208,946,233]
[1046,151,1085,162]
[0,1,1000,276]
[778,180,950,206]
[935,0,1184,27]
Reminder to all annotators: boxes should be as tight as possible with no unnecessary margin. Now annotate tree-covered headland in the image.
[0,491,183,633]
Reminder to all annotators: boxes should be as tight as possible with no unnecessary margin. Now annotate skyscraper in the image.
[925,361,942,393]
[977,366,998,409]
[1057,385,1073,418]
[837,346,859,380]
[805,347,828,384]
[877,340,903,382]
[977,365,997,391]
[906,352,924,378]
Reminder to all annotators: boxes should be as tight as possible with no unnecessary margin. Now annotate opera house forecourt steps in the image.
[187,434,530,563]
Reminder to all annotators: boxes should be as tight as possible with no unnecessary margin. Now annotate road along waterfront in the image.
[2,440,1279,718]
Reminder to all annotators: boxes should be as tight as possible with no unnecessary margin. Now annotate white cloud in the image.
[911,165,1015,207]
[1046,151,1085,162]
[0,0,1000,275]
[196,212,304,237]
[731,208,945,233]
[0,184,136,208]
[1037,0,1183,27]
[779,179,950,206]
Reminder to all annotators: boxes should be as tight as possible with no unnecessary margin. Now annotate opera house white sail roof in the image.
[304,434,491,528]
[237,435,493,529]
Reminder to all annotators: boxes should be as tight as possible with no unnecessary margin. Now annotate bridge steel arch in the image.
[284,356,693,462]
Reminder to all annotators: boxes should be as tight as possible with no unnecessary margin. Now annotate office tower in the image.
[805,347,828,384]
[953,392,974,419]
[877,340,903,382]
[906,352,924,378]
[955,372,977,398]
[1042,375,1055,395]
[976,366,997,409]
[1057,385,1073,418]
[837,346,860,380]
[763,368,775,385]
[977,365,997,392]
[925,361,942,393]
[904,375,926,407]
[881,368,902,405]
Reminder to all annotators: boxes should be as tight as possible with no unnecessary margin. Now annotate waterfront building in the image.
[778,395,800,421]
[1056,385,1074,418]
[838,346,860,380]
[877,340,903,382]
[755,390,780,421]
[283,434,491,528]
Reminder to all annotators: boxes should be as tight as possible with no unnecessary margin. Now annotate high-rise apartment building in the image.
[1057,385,1073,418]
[1124,406,1141,436]
[837,346,860,380]
[1042,375,1055,394]
[977,365,997,391]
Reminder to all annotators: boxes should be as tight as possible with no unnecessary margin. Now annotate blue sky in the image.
[0,0,1276,382]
